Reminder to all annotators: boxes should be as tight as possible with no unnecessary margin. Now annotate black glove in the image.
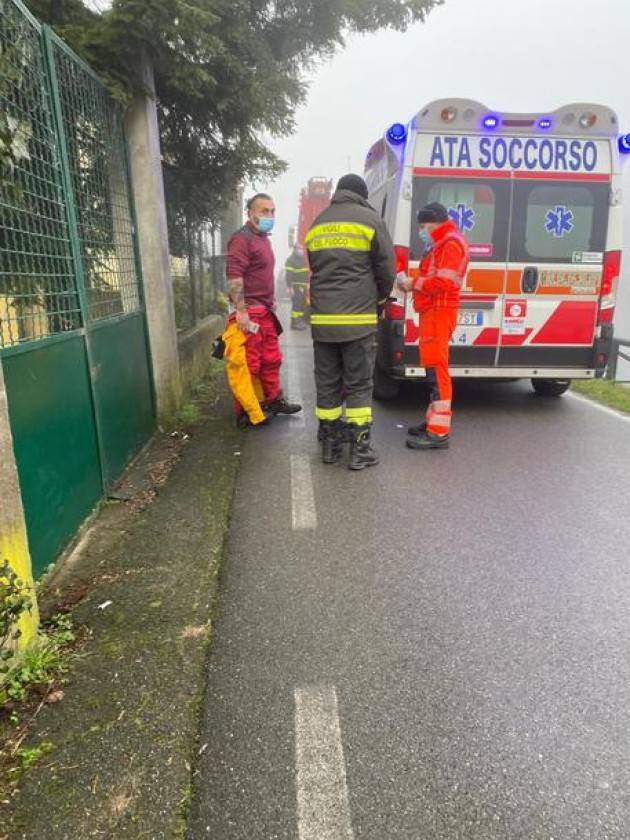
[211,336,226,360]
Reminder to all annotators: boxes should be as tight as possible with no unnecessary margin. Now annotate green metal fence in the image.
[0,0,155,575]
[0,0,81,346]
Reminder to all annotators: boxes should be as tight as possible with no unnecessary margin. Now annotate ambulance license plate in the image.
[457,310,483,326]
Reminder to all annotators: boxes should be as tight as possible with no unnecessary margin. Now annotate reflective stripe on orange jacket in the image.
[413,220,469,313]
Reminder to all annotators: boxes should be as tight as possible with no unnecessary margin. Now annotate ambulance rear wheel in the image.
[531,378,571,397]
[373,365,400,401]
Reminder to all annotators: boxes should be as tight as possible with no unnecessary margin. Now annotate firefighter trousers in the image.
[226,308,283,418]
[314,334,376,426]
[419,306,457,435]
[290,282,309,326]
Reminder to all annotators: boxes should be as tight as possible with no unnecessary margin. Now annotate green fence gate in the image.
[0,0,155,576]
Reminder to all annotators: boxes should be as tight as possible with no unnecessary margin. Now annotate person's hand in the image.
[396,271,412,293]
[236,309,251,333]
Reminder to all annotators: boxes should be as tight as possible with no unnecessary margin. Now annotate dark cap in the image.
[417,202,449,224]
[336,173,369,200]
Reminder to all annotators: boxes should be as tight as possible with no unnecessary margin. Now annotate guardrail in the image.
[606,337,630,382]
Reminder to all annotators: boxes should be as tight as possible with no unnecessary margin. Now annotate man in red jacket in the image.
[398,202,469,450]
[226,193,301,427]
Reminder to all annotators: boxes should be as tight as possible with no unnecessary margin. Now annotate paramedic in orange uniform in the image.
[397,202,470,450]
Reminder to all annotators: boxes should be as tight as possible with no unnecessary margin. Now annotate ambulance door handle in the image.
[521,266,538,294]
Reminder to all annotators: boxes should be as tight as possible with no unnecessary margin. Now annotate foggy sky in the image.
[261,0,630,353]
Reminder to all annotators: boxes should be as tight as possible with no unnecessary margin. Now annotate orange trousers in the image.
[419,306,457,435]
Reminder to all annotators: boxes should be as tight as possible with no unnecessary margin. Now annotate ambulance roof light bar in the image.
[411,99,619,137]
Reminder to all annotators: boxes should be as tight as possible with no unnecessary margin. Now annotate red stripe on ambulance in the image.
[530,301,598,345]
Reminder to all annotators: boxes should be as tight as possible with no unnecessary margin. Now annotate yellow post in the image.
[0,361,39,652]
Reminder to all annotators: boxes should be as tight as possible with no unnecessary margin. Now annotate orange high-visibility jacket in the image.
[413,220,469,313]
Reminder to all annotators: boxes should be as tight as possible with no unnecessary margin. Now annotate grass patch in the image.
[1,614,78,800]
[1,613,75,711]
[571,379,630,414]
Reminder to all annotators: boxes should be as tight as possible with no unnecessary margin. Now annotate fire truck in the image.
[286,177,332,329]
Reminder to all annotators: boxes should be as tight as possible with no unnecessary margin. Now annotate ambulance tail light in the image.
[601,250,620,298]
[598,250,620,325]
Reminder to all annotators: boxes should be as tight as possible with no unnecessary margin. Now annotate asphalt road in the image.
[189,302,630,840]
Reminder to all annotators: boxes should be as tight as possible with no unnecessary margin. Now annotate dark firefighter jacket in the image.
[284,251,310,289]
[305,189,396,343]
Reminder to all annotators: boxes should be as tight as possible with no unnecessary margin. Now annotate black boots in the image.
[319,421,379,470]
[406,429,449,450]
[266,395,302,415]
[349,424,379,471]
[320,419,346,464]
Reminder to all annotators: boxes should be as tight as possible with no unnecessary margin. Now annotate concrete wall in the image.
[177,314,225,399]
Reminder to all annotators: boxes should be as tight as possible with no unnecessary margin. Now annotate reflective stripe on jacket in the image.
[285,252,310,290]
[305,189,396,343]
[413,220,470,313]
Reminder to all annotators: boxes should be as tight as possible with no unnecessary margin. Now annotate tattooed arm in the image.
[226,233,251,332]
[228,277,250,332]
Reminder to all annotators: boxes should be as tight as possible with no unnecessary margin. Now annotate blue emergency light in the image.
[482,115,499,129]
[538,118,552,130]
[618,134,630,154]
[386,123,407,145]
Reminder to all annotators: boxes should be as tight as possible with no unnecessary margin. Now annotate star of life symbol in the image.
[448,203,475,232]
[545,205,574,238]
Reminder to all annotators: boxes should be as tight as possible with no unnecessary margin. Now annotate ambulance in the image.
[365,99,627,399]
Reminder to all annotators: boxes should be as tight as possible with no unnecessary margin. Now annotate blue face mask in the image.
[256,217,275,234]
[418,228,433,254]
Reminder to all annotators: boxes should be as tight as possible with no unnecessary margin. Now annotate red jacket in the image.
[413,220,469,313]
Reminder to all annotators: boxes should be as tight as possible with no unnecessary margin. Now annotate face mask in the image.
[256,217,275,234]
[418,228,433,254]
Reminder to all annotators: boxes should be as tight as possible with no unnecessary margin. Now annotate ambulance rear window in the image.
[412,177,509,261]
[427,183,496,245]
[512,182,609,263]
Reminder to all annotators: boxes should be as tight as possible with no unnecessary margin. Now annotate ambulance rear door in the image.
[498,169,611,372]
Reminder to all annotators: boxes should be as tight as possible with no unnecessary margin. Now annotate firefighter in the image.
[305,174,395,470]
[397,202,470,449]
[226,193,302,427]
[285,243,310,330]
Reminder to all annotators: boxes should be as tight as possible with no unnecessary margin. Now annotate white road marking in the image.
[294,686,355,840]
[291,454,317,530]
[567,391,630,424]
